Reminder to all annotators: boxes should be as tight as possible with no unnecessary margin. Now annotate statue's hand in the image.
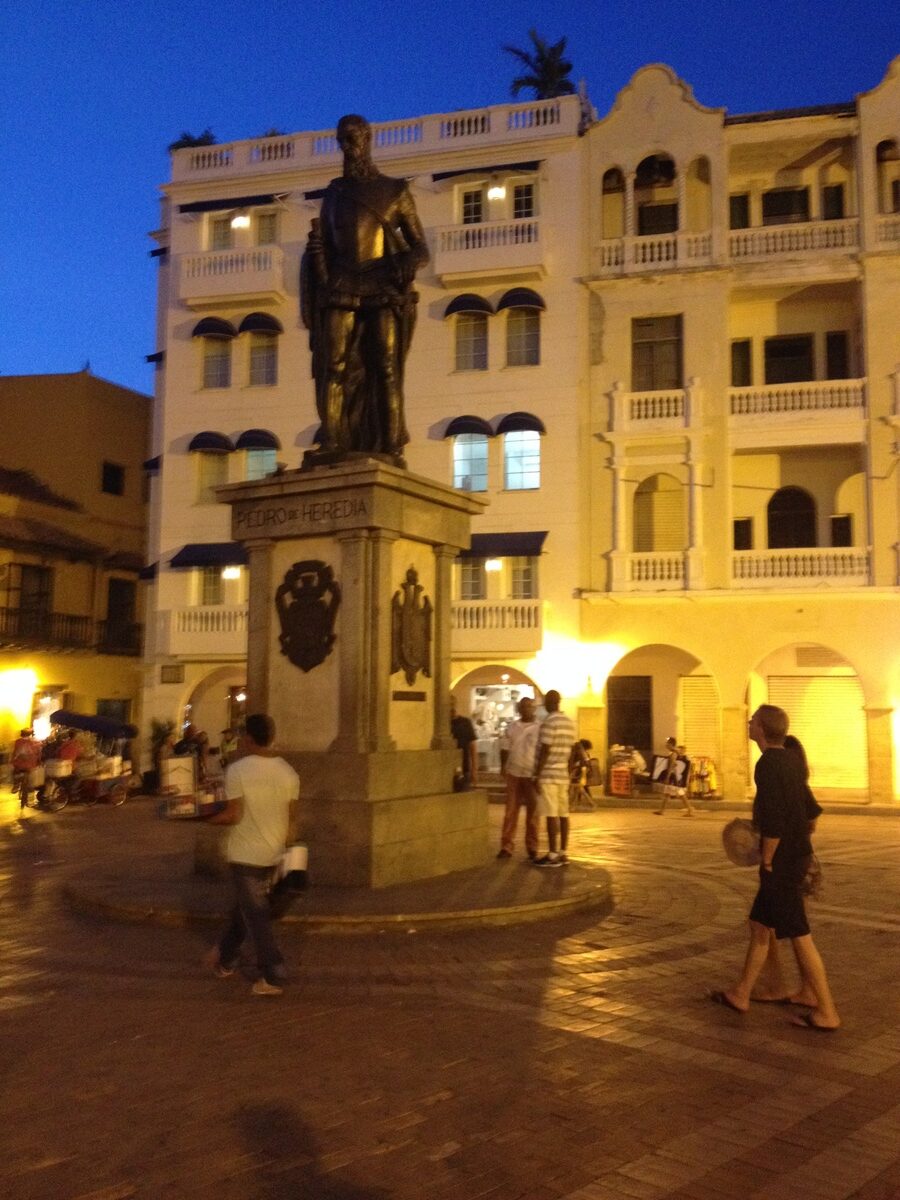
[307,224,324,256]
[395,250,417,288]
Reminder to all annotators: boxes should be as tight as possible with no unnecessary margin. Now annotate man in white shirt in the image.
[532,690,577,867]
[497,696,540,861]
[207,714,300,995]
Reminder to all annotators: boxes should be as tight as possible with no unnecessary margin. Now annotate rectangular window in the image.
[826,331,850,379]
[729,194,750,229]
[202,339,231,388]
[196,452,229,503]
[3,562,52,638]
[513,183,535,219]
[96,698,132,723]
[101,461,125,496]
[893,179,900,213]
[452,434,488,492]
[200,566,224,606]
[461,188,484,225]
[459,558,486,601]
[764,334,814,384]
[637,202,678,235]
[506,308,540,367]
[246,448,277,481]
[730,340,752,387]
[249,334,277,386]
[510,556,538,599]
[631,315,683,391]
[830,514,853,547]
[504,430,541,490]
[455,312,488,371]
[210,217,233,250]
[822,184,845,220]
[762,187,809,226]
[255,212,278,245]
[733,518,753,551]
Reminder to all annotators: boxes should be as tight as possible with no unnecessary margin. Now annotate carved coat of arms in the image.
[391,567,432,686]
[275,560,341,672]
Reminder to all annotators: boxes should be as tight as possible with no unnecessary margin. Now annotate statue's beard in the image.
[343,154,378,180]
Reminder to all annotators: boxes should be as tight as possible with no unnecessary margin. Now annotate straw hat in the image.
[722,818,761,867]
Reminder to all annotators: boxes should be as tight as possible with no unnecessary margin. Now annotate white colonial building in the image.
[143,58,900,803]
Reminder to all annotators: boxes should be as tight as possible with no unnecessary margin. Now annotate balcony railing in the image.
[611,385,690,432]
[729,218,859,261]
[731,548,869,588]
[450,600,542,652]
[170,97,583,181]
[97,621,143,656]
[596,232,713,276]
[157,605,249,657]
[178,247,286,306]
[729,379,866,419]
[626,553,686,590]
[876,214,900,245]
[433,218,543,281]
[0,607,96,650]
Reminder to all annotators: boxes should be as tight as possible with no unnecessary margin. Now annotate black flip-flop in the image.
[791,1012,838,1033]
[708,990,746,1014]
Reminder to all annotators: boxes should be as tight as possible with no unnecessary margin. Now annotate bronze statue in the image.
[301,114,429,466]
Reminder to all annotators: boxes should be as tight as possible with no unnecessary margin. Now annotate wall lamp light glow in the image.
[487,184,506,201]
[230,211,251,229]
[221,566,242,580]
[484,558,502,573]
[0,668,37,724]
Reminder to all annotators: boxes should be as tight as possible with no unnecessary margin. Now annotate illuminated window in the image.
[453,434,488,492]
[455,313,487,371]
[506,307,540,366]
[504,430,540,490]
[513,183,535,219]
[210,216,233,250]
[199,566,223,606]
[461,188,484,225]
[249,333,277,386]
[246,448,277,480]
[459,558,486,600]
[255,211,278,245]
[202,338,231,388]
[510,556,538,599]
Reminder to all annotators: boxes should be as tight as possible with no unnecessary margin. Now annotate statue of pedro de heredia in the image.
[300,114,430,467]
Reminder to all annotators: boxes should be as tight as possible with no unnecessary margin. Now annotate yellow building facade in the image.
[145,59,900,802]
[0,371,151,751]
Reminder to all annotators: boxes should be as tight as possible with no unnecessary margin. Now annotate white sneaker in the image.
[251,978,283,996]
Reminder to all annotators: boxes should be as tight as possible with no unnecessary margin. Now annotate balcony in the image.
[610,385,693,434]
[729,379,866,447]
[615,553,686,592]
[731,548,869,588]
[729,218,859,263]
[595,232,713,277]
[876,214,900,246]
[157,605,248,658]
[433,219,544,283]
[97,621,143,657]
[0,607,94,651]
[170,97,584,182]
[178,247,286,307]
[450,600,542,654]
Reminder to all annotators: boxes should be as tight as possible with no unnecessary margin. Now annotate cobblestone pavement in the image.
[1,793,899,1200]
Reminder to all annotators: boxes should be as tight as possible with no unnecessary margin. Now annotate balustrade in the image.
[876,214,900,244]
[732,549,869,586]
[179,247,285,303]
[627,554,685,588]
[729,218,858,260]
[729,379,865,418]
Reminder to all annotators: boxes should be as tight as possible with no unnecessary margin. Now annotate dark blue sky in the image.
[1,0,897,396]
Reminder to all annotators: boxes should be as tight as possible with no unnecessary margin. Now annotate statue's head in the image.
[336,114,372,168]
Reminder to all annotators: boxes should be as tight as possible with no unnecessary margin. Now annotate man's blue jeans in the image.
[218,863,286,985]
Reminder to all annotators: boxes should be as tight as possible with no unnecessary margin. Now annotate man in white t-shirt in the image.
[207,714,300,995]
[532,690,577,867]
[497,696,540,860]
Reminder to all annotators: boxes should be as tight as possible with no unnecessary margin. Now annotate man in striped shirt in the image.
[532,690,577,867]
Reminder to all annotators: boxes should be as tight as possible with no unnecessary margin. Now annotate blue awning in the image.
[179,194,280,214]
[238,312,283,335]
[459,531,548,559]
[495,412,546,435]
[444,294,493,318]
[139,562,158,580]
[188,431,234,454]
[444,415,494,438]
[192,317,237,340]
[497,287,545,311]
[143,456,161,473]
[169,543,248,569]
[235,428,281,451]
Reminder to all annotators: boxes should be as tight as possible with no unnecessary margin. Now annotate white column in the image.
[609,452,630,591]
[624,172,636,237]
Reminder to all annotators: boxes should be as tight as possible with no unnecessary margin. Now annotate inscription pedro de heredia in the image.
[235,494,368,537]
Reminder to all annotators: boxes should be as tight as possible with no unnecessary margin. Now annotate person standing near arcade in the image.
[532,690,577,867]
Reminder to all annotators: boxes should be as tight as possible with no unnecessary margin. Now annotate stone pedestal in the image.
[219,459,489,887]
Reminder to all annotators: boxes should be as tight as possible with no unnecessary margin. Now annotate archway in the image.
[452,664,541,774]
[767,485,816,548]
[635,153,678,235]
[748,643,868,797]
[185,665,246,748]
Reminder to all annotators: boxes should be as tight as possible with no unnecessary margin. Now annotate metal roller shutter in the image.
[767,675,868,791]
[680,675,721,762]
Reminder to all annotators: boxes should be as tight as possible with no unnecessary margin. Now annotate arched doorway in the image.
[748,643,868,796]
[767,486,816,548]
[185,665,247,749]
[452,664,540,774]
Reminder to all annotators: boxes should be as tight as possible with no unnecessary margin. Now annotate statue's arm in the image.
[395,186,430,280]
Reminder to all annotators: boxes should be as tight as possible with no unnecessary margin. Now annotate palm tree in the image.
[503,29,576,100]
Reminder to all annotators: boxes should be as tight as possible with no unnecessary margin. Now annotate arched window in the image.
[453,434,489,491]
[632,474,684,552]
[503,430,540,490]
[686,156,711,232]
[601,167,625,239]
[768,487,817,548]
[248,333,278,385]
[876,139,900,214]
[505,308,540,366]
[193,318,236,389]
[635,153,678,235]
